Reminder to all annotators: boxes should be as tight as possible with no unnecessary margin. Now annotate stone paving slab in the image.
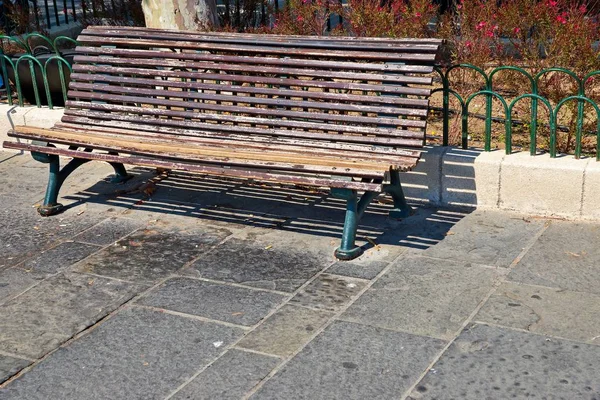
[0,267,47,304]
[476,281,600,345]
[423,210,546,267]
[171,349,280,400]
[342,256,503,340]
[138,277,287,326]
[509,221,600,294]
[0,307,245,400]
[183,237,327,293]
[289,274,367,312]
[0,272,141,359]
[250,320,446,400]
[326,260,389,280]
[73,217,144,246]
[21,241,101,275]
[0,355,30,384]
[0,194,107,270]
[74,226,230,284]
[407,323,600,399]
[236,304,334,357]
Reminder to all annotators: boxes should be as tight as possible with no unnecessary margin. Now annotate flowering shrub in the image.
[270,0,342,36]
[343,0,437,38]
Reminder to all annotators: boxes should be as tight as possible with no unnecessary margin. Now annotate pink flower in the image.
[465,40,473,49]
[579,5,587,13]
[548,0,558,7]
[486,30,495,37]
[415,12,422,17]
[476,21,487,31]
[513,27,521,34]
[297,15,304,22]
[556,13,567,24]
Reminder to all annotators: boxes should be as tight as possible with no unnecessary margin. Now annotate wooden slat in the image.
[59,114,423,149]
[69,72,430,110]
[81,28,442,52]
[2,141,385,191]
[10,127,413,175]
[47,123,419,165]
[54,119,421,158]
[75,46,435,74]
[73,55,433,85]
[67,90,427,130]
[71,64,432,97]
[64,102,426,144]
[76,36,438,62]
[69,81,428,118]
[85,26,443,45]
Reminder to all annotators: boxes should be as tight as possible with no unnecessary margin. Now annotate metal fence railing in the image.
[434,65,600,161]
[0,33,77,108]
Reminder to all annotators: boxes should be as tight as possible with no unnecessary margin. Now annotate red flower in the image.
[579,5,587,13]
[415,12,422,17]
[476,21,487,31]
[513,27,521,34]
[465,40,473,49]
[548,0,558,6]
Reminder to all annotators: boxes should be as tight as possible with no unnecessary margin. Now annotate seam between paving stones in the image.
[470,320,600,347]
[399,218,551,400]
[167,274,293,296]
[0,223,239,388]
[231,346,285,360]
[133,304,252,331]
[500,278,600,298]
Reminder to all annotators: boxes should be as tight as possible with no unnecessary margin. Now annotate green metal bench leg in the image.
[383,169,412,219]
[332,188,378,261]
[33,150,131,217]
[108,162,133,183]
[35,153,91,216]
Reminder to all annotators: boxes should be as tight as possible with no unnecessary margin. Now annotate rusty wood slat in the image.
[3,141,385,191]
[48,123,419,164]
[75,46,434,74]
[10,128,403,175]
[64,102,426,143]
[80,28,442,52]
[57,117,423,155]
[71,65,432,97]
[69,72,429,109]
[75,35,438,62]
[67,90,428,129]
[73,55,433,85]
[70,81,428,118]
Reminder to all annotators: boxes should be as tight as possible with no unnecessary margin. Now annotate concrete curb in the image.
[1,105,599,220]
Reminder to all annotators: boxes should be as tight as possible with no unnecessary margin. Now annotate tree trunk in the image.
[142,0,219,30]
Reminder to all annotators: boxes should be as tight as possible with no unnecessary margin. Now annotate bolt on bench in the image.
[3,27,443,260]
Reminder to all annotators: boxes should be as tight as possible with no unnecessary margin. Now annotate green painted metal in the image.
[0,33,78,109]
[32,145,131,216]
[438,64,600,161]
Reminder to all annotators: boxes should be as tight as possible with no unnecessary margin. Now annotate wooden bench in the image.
[3,27,443,260]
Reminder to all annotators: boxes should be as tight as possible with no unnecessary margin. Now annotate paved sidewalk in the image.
[0,151,599,399]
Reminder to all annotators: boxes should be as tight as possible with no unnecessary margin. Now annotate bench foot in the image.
[331,188,378,261]
[108,162,133,184]
[383,169,412,219]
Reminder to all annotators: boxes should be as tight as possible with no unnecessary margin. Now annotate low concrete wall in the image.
[1,104,599,220]
[403,146,598,220]
[0,105,65,149]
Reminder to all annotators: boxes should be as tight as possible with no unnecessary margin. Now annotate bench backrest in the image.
[63,27,442,151]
